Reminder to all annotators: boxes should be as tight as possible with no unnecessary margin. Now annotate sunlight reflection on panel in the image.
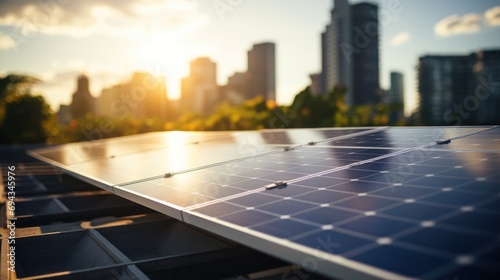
[255,128,371,145]
[32,131,239,165]
[66,143,279,186]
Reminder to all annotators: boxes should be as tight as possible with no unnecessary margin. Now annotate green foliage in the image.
[0,74,52,144]
[0,72,407,144]
[172,96,277,131]
[288,86,347,127]
[1,94,52,144]
[56,86,404,143]
[0,74,41,100]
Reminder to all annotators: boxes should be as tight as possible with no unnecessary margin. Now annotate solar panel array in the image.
[29,126,500,280]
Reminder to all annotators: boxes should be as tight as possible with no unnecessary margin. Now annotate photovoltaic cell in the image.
[64,143,281,185]
[252,128,373,145]
[430,126,500,151]
[29,126,500,280]
[31,131,240,165]
[318,127,487,148]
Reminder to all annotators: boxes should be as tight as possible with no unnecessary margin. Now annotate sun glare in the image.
[136,36,191,100]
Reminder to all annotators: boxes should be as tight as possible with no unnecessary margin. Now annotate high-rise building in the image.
[220,72,247,105]
[181,57,219,115]
[417,55,473,125]
[387,72,404,104]
[318,0,379,105]
[96,72,169,121]
[56,104,71,125]
[417,49,499,125]
[321,0,352,98]
[309,73,323,95]
[246,42,276,101]
[69,74,96,119]
[386,71,405,123]
[351,2,380,105]
[474,50,500,124]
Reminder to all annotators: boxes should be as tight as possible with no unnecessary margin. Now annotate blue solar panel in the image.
[318,127,487,148]
[29,126,500,279]
[185,126,500,279]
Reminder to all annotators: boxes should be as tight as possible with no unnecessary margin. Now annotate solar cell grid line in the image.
[318,126,493,149]
[185,130,500,279]
[425,126,500,152]
[116,146,391,213]
[109,145,411,225]
[285,143,437,186]
[252,127,384,146]
[28,130,241,165]
[285,127,389,147]
[28,127,377,167]
[28,127,382,188]
[156,142,390,181]
[26,126,500,280]
[335,187,499,248]
[440,125,499,141]
[36,143,283,186]
[186,189,500,278]
[183,208,413,280]
[109,127,496,212]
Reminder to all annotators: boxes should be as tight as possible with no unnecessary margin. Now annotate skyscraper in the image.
[96,72,169,121]
[351,2,380,105]
[309,73,323,95]
[220,71,248,105]
[69,74,96,119]
[386,71,405,123]
[474,50,500,124]
[246,42,276,101]
[181,57,218,115]
[388,72,404,104]
[417,49,500,125]
[417,55,473,125]
[319,0,379,105]
[321,0,352,99]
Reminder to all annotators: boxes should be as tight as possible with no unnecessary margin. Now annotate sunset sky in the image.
[1,0,499,115]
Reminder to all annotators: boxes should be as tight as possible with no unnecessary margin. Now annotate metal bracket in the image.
[436,139,451,145]
[265,181,288,190]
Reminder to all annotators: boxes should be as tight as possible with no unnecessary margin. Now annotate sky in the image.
[1,0,500,116]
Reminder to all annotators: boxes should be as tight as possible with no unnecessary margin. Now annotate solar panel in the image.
[318,126,487,148]
[29,126,500,279]
[32,131,238,165]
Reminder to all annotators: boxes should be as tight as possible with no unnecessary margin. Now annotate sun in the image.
[136,36,190,100]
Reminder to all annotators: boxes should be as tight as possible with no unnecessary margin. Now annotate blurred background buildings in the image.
[1,0,500,145]
[417,49,500,125]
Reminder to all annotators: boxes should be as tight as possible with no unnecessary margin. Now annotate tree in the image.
[0,74,52,144]
[2,94,52,143]
[288,86,347,128]
[0,74,41,100]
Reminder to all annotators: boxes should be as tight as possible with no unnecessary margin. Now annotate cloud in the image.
[485,6,500,26]
[435,13,482,36]
[390,32,410,46]
[0,0,208,38]
[435,6,500,37]
[0,32,16,50]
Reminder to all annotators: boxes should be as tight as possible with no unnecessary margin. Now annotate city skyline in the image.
[1,0,500,116]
